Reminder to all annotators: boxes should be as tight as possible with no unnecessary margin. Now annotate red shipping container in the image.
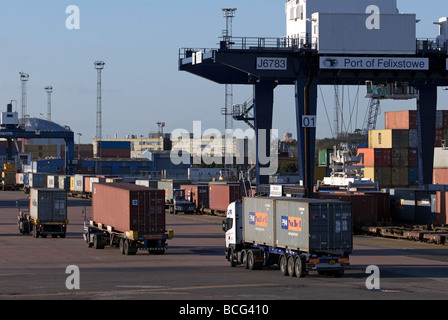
[436,191,448,225]
[315,191,390,229]
[435,129,443,147]
[385,110,417,129]
[98,148,131,158]
[181,184,209,209]
[443,111,448,129]
[209,183,243,212]
[92,183,166,234]
[433,168,448,185]
[408,148,418,167]
[356,148,391,167]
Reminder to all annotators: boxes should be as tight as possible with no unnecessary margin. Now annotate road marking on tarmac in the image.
[0,283,281,299]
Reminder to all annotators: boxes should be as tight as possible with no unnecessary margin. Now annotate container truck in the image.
[157,180,195,214]
[1,163,17,191]
[17,188,68,238]
[84,183,174,255]
[25,173,47,194]
[222,197,352,277]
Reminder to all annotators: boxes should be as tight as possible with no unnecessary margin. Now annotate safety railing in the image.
[179,36,318,60]
[178,48,215,60]
[218,36,318,51]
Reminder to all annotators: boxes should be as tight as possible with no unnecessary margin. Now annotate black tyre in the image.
[279,254,288,276]
[241,250,248,269]
[119,238,125,254]
[287,255,296,277]
[93,235,104,249]
[123,239,137,255]
[294,256,305,278]
[247,251,255,270]
[229,248,237,267]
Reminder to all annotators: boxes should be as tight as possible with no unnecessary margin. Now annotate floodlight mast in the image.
[45,86,53,122]
[94,61,105,140]
[20,72,29,127]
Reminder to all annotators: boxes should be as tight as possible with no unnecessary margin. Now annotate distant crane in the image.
[363,81,418,135]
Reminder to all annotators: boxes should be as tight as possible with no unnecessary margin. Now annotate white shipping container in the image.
[285,0,399,39]
[434,148,448,169]
[47,175,58,189]
[74,174,91,192]
[312,13,416,55]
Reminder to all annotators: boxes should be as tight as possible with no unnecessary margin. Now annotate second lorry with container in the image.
[17,188,68,238]
[222,197,353,277]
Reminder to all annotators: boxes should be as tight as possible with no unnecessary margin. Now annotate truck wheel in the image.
[294,256,305,278]
[119,238,125,254]
[123,240,137,255]
[228,249,237,267]
[94,235,104,249]
[241,250,248,269]
[279,254,288,276]
[33,227,39,238]
[287,255,296,277]
[123,240,131,255]
[247,251,255,270]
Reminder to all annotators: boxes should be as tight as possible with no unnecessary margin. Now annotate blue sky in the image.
[0,0,446,143]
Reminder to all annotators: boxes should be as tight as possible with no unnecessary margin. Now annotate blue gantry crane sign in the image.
[0,102,75,174]
[179,1,448,197]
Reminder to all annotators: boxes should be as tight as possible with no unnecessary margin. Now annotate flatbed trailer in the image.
[84,220,173,255]
[86,182,174,255]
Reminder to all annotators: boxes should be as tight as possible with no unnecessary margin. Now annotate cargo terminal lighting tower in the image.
[179,0,448,197]
[94,61,105,140]
[45,86,53,122]
[19,72,29,128]
[222,8,237,131]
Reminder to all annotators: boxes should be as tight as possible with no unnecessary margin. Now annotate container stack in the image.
[433,147,448,184]
[358,110,448,188]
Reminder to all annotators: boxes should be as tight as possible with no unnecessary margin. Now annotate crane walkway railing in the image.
[179,38,447,60]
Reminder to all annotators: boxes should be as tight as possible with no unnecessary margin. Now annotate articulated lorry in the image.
[222,197,353,277]
[84,183,173,255]
[17,188,68,238]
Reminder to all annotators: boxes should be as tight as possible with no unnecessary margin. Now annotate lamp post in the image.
[77,133,82,159]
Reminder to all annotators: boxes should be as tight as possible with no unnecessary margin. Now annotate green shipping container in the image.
[318,149,333,166]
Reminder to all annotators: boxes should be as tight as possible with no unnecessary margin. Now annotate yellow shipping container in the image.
[314,166,327,183]
[70,176,76,192]
[391,167,409,186]
[368,129,409,149]
[362,167,391,187]
[3,163,15,171]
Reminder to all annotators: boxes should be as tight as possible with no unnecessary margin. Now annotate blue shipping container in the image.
[98,141,131,149]
[408,167,419,185]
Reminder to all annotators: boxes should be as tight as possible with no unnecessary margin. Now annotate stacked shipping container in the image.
[433,147,448,185]
[208,183,243,213]
[358,110,448,188]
